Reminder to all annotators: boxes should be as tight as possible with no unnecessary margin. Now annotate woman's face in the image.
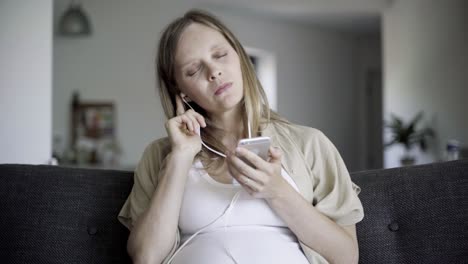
[174,23,244,115]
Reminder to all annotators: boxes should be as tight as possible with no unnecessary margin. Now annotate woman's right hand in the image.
[165,94,206,157]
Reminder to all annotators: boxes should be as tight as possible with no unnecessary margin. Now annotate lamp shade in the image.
[58,3,92,36]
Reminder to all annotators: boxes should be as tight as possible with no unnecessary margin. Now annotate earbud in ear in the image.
[180,93,195,111]
[180,93,190,104]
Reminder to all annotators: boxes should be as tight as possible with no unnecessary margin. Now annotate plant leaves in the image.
[384,111,434,152]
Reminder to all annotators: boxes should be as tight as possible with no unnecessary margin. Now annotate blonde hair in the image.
[156,9,286,170]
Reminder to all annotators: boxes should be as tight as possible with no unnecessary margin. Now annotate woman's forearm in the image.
[127,151,194,264]
[267,185,358,264]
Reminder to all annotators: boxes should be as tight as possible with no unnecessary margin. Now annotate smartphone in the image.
[232,136,271,185]
[237,136,271,164]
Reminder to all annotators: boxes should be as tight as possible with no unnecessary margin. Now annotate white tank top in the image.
[171,160,309,264]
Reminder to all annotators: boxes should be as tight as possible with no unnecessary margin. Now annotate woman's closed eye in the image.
[214,52,228,59]
[187,65,202,76]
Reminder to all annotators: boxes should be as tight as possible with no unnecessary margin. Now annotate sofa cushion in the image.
[351,159,468,263]
[1,159,467,264]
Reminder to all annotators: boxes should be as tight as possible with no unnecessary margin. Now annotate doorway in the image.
[364,69,383,169]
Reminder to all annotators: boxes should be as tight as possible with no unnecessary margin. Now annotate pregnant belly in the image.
[171,226,310,264]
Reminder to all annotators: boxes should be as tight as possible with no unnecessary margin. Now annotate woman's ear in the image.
[180,93,192,103]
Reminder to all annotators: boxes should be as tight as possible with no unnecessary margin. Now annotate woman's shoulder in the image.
[139,137,172,166]
[271,120,329,144]
[146,137,171,152]
[270,120,338,161]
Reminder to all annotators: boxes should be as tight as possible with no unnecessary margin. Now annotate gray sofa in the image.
[0,159,467,263]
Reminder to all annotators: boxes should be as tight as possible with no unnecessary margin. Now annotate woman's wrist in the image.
[171,146,199,159]
[171,149,197,160]
[159,149,196,183]
[266,181,297,208]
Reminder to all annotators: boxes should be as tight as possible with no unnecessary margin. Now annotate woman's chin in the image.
[206,101,242,117]
[215,93,242,108]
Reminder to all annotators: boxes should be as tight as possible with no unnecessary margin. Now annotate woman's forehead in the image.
[175,23,229,66]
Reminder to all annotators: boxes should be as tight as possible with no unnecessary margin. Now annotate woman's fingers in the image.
[228,151,269,184]
[174,95,206,132]
[184,109,206,129]
[178,115,193,132]
[194,112,207,128]
[228,160,260,195]
[183,112,197,132]
[235,147,270,172]
[229,153,258,178]
[182,110,200,132]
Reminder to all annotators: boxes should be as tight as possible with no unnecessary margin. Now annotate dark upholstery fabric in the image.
[351,159,468,264]
[0,159,467,263]
[0,165,133,264]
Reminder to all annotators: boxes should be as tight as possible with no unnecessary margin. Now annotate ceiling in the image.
[193,0,394,34]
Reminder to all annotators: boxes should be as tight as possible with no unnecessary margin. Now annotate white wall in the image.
[0,0,53,164]
[53,0,363,171]
[383,0,468,168]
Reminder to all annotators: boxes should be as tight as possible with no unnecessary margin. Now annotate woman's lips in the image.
[214,82,232,96]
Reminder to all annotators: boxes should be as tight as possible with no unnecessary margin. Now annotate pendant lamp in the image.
[58,0,93,36]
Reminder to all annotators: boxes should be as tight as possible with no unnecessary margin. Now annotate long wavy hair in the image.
[156,9,286,171]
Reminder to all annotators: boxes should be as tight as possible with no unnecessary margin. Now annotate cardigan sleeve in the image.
[118,140,161,229]
[310,131,364,226]
[117,138,181,263]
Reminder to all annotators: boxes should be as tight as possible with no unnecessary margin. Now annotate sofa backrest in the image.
[0,165,133,264]
[1,160,467,263]
[351,159,468,263]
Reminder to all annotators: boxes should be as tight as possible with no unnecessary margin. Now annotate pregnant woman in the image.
[118,9,364,264]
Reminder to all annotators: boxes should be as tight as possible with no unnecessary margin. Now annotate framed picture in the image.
[70,99,117,165]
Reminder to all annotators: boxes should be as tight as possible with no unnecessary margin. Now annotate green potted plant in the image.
[385,112,435,166]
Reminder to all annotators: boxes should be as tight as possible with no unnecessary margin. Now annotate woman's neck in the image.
[208,106,246,143]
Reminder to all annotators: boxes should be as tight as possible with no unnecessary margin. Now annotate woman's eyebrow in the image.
[178,58,197,69]
[210,43,226,51]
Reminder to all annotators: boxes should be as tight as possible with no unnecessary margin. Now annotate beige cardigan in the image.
[118,121,364,263]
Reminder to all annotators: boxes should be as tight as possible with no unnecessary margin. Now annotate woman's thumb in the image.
[269,146,282,163]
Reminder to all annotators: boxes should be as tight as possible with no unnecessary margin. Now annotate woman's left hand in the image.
[227,146,290,199]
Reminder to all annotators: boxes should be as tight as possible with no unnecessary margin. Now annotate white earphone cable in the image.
[182,98,228,158]
[166,190,241,263]
[174,97,248,263]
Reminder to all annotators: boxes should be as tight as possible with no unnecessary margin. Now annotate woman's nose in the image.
[208,67,222,81]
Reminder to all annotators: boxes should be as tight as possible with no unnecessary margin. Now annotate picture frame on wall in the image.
[69,95,119,166]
